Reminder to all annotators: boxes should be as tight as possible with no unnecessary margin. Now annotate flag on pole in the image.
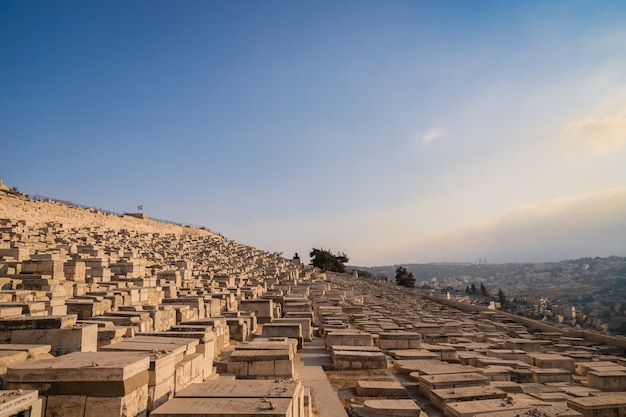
[137,205,143,211]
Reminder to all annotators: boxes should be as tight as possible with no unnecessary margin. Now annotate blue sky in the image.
[2,1,626,266]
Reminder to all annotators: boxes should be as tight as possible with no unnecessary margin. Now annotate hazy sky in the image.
[2,1,626,266]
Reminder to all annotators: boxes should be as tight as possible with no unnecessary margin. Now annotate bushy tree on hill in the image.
[309,248,349,273]
[395,266,415,288]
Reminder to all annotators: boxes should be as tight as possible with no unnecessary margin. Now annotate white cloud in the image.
[422,127,445,143]
[564,112,626,153]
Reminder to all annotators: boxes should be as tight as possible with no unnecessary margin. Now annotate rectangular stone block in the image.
[331,349,387,370]
[430,386,507,411]
[175,380,304,417]
[148,375,175,413]
[262,323,302,348]
[0,307,22,318]
[526,353,575,372]
[128,335,199,356]
[45,395,86,417]
[11,324,98,356]
[150,397,294,417]
[7,351,150,397]
[567,393,626,417]
[326,330,373,348]
[531,368,572,384]
[586,370,626,391]
[444,393,548,417]
[174,353,206,393]
[239,299,274,324]
[227,349,294,380]
[0,315,77,330]
[100,342,187,364]
[418,372,489,400]
[377,332,422,351]
[236,339,298,356]
[83,385,148,417]
[356,380,408,398]
[0,344,51,359]
[0,389,40,417]
[0,351,28,375]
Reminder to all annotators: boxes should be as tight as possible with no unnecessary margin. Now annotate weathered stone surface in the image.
[10,323,98,355]
[100,341,187,363]
[390,350,440,361]
[331,349,388,370]
[430,386,507,410]
[444,393,548,417]
[227,349,295,379]
[377,332,422,351]
[356,380,408,398]
[0,315,77,330]
[567,393,626,416]
[176,380,301,399]
[0,389,39,416]
[7,351,149,389]
[362,399,422,417]
[83,385,149,417]
[45,395,86,417]
[150,397,294,416]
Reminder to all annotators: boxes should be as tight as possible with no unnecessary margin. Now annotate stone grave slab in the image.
[356,380,408,398]
[100,341,187,363]
[567,393,626,417]
[576,361,624,376]
[124,335,199,355]
[0,344,51,359]
[526,353,575,372]
[408,363,481,377]
[150,397,294,416]
[331,348,387,370]
[0,315,77,330]
[393,359,443,374]
[0,351,28,375]
[0,389,41,417]
[176,380,301,398]
[9,323,98,356]
[430,386,507,411]
[444,393,547,417]
[417,372,490,399]
[480,403,582,417]
[531,367,572,384]
[7,351,150,392]
[326,330,373,348]
[226,349,295,380]
[7,351,150,417]
[235,339,298,356]
[377,332,422,351]
[262,323,303,348]
[390,350,440,361]
[361,399,421,417]
[176,380,304,417]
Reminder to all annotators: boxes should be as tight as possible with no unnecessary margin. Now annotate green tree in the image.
[498,288,506,305]
[470,283,477,294]
[395,266,415,288]
[309,248,349,273]
[480,282,488,296]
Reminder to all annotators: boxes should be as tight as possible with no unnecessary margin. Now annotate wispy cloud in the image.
[390,187,626,263]
[422,127,445,143]
[564,112,626,153]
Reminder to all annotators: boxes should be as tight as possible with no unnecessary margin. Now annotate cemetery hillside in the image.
[1,180,626,417]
